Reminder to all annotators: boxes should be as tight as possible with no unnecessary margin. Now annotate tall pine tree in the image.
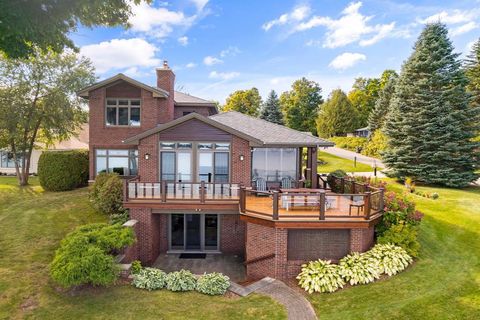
[316,89,359,138]
[368,74,397,132]
[260,90,284,124]
[384,23,479,187]
[465,38,480,113]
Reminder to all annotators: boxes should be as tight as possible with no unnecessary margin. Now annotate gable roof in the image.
[174,91,216,107]
[77,73,169,98]
[209,111,333,147]
[123,112,263,145]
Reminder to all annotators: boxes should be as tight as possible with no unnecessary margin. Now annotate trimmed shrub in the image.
[165,269,197,292]
[363,130,388,158]
[89,173,125,216]
[297,259,345,293]
[196,272,230,295]
[327,169,347,193]
[365,244,413,276]
[50,223,135,288]
[132,268,167,291]
[38,150,89,191]
[378,224,420,257]
[131,260,142,275]
[338,252,380,285]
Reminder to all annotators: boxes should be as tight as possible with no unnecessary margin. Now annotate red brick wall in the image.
[88,80,169,180]
[231,136,251,187]
[350,227,375,252]
[220,214,245,255]
[156,68,174,123]
[138,134,159,182]
[128,208,161,265]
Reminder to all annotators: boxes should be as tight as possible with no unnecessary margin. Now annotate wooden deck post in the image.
[161,181,167,203]
[272,191,279,220]
[200,181,206,203]
[364,192,371,220]
[379,188,385,212]
[319,190,326,220]
[340,177,345,194]
[311,147,318,189]
[239,186,246,213]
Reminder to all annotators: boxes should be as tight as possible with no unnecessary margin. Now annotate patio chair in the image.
[253,177,269,196]
[349,195,364,215]
[281,177,293,189]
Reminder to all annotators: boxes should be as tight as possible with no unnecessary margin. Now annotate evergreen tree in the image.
[316,89,359,138]
[368,74,398,132]
[260,90,284,124]
[280,77,323,135]
[383,23,480,187]
[465,38,480,114]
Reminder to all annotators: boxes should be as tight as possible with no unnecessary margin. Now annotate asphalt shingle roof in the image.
[209,111,333,147]
[173,91,216,106]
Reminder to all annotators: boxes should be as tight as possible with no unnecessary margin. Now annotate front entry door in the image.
[169,214,218,251]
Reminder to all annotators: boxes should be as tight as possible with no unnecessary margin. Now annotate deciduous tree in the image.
[280,77,323,135]
[222,88,262,116]
[316,89,359,138]
[0,49,95,185]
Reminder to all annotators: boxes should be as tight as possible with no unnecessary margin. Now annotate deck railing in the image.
[239,187,384,221]
[125,180,240,203]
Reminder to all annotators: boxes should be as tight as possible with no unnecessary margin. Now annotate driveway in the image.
[321,147,385,168]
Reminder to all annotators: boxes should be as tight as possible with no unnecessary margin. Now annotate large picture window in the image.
[252,148,297,182]
[0,151,22,168]
[160,142,230,182]
[105,99,141,126]
[95,149,138,176]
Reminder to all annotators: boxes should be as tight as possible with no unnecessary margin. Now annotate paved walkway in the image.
[256,279,317,320]
[322,146,385,168]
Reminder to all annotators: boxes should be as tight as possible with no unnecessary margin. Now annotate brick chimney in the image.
[156,60,175,122]
[156,60,175,95]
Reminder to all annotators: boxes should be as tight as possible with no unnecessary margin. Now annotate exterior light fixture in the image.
[145,153,150,160]
[239,155,244,161]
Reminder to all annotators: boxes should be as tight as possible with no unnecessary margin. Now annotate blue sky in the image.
[71,0,480,103]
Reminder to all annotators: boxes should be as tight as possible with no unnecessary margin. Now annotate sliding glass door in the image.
[169,214,219,252]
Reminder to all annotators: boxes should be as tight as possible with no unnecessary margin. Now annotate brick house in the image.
[78,62,384,280]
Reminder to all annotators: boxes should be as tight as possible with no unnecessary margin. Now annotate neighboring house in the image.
[347,127,371,138]
[78,61,384,280]
[0,124,89,175]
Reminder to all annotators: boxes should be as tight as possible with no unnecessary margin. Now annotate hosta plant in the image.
[366,244,413,276]
[297,259,345,293]
[132,267,167,291]
[338,252,380,285]
[165,269,197,292]
[196,272,230,295]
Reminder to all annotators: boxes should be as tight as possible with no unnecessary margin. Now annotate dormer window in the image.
[106,99,141,127]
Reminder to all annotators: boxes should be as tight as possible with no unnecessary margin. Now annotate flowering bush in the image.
[297,259,345,293]
[338,252,381,285]
[376,191,423,236]
[365,244,413,276]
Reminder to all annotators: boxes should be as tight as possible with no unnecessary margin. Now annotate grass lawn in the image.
[308,179,480,319]
[317,151,373,173]
[0,177,286,320]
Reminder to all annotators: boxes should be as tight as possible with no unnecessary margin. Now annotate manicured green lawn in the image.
[317,151,373,173]
[308,179,480,319]
[0,177,286,319]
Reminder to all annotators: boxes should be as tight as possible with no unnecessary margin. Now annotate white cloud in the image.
[262,5,310,31]
[295,2,398,48]
[80,38,160,74]
[419,10,476,25]
[190,0,209,11]
[178,36,189,46]
[220,46,241,57]
[186,62,197,68]
[450,21,478,36]
[209,71,240,80]
[203,56,223,66]
[329,52,366,70]
[128,1,208,39]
